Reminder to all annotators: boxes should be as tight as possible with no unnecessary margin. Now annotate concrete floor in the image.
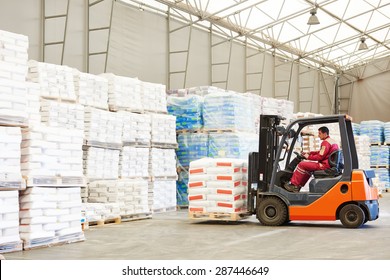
[3,193,390,260]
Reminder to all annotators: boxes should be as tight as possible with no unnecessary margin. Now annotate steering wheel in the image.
[294,151,305,160]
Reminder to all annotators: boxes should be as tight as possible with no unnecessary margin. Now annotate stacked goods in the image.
[243,93,263,134]
[0,30,28,82]
[0,127,24,189]
[120,112,151,146]
[152,180,176,212]
[83,147,120,180]
[21,125,84,180]
[19,187,84,248]
[27,60,76,101]
[262,97,279,115]
[360,120,384,144]
[352,123,360,136]
[84,107,123,147]
[0,78,27,124]
[355,135,371,170]
[372,168,390,190]
[176,169,189,206]
[100,73,142,112]
[87,180,149,217]
[120,147,149,178]
[277,99,294,125]
[301,135,321,153]
[188,158,248,215]
[0,190,21,252]
[149,148,177,178]
[370,146,390,166]
[141,81,167,113]
[40,99,84,131]
[167,95,203,131]
[166,88,188,97]
[208,132,258,159]
[203,92,253,132]
[385,122,390,143]
[73,70,108,110]
[187,86,225,96]
[25,82,41,126]
[150,113,177,147]
[176,133,208,167]
[83,202,121,223]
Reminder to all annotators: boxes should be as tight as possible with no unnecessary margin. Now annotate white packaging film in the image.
[0,190,20,244]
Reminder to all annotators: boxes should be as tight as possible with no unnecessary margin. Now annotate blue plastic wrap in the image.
[360,120,384,144]
[352,123,360,136]
[203,92,254,132]
[167,95,203,130]
[370,146,390,166]
[384,122,390,144]
[176,133,208,167]
[373,168,390,189]
[208,132,258,160]
[176,169,189,206]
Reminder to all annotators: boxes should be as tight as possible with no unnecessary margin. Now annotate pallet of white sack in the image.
[152,206,177,214]
[22,236,57,250]
[189,211,250,221]
[0,179,26,190]
[83,140,122,150]
[0,118,28,128]
[119,176,151,181]
[87,217,121,227]
[370,165,390,169]
[151,175,178,181]
[56,232,85,245]
[120,212,152,222]
[122,141,151,147]
[151,142,178,149]
[25,176,86,187]
[0,240,23,253]
[176,205,189,210]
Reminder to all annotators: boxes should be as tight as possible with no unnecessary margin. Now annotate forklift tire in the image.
[257,196,288,226]
[339,204,365,228]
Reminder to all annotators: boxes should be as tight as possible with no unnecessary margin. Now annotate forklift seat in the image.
[312,149,344,179]
[309,175,342,193]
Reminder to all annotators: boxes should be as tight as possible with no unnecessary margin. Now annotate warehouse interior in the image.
[1,0,390,264]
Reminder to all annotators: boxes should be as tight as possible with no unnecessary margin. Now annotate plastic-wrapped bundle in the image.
[352,123,360,136]
[187,86,225,96]
[167,95,203,130]
[176,169,189,206]
[208,132,258,160]
[373,168,390,189]
[203,92,253,132]
[152,180,176,211]
[176,133,208,167]
[360,120,384,144]
[384,122,390,144]
[370,146,390,166]
[243,93,263,134]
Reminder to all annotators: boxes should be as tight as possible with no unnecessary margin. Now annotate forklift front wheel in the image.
[257,196,288,226]
[339,204,365,228]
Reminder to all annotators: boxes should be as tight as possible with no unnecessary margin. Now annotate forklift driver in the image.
[285,126,339,193]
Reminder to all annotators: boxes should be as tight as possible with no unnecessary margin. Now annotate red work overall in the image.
[290,136,339,187]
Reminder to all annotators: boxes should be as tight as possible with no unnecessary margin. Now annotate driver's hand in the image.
[301,152,309,159]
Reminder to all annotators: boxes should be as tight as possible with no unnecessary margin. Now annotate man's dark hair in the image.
[318,126,329,135]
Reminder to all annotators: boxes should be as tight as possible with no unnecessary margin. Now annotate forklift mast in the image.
[247,115,283,213]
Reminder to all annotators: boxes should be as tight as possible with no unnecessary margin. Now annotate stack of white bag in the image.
[0,127,23,185]
[150,113,177,146]
[120,147,149,178]
[87,180,149,216]
[149,148,177,178]
[100,73,143,112]
[74,70,108,110]
[25,82,41,126]
[0,191,20,245]
[83,147,120,180]
[19,187,83,242]
[28,60,76,101]
[152,180,176,212]
[188,158,248,214]
[21,125,84,177]
[355,135,371,170]
[141,81,167,113]
[40,99,84,131]
[120,111,151,146]
[83,202,121,222]
[84,107,123,147]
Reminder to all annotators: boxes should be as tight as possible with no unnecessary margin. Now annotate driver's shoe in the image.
[284,184,301,193]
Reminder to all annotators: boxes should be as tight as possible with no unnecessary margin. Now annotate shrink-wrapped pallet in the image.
[0,191,21,247]
[149,148,177,178]
[151,180,176,212]
[167,95,203,130]
[83,147,120,180]
[74,70,108,110]
[360,120,384,144]
[25,81,41,126]
[208,132,258,160]
[120,111,151,146]
[0,78,27,124]
[120,147,149,178]
[150,113,177,146]
[188,158,248,214]
[141,81,167,113]
[176,133,208,167]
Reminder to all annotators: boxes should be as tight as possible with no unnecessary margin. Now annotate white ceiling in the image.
[122,0,390,73]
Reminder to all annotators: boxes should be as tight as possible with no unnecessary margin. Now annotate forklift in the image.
[247,114,379,228]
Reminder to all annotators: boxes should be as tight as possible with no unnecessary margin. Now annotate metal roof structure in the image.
[122,0,390,74]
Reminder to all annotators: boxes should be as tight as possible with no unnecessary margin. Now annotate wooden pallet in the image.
[25,176,86,187]
[23,233,85,250]
[176,129,204,134]
[151,142,178,149]
[87,217,121,227]
[189,211,250,221]
[122,141,150,147]
[151,175,178,181]
[40,95,77,103]
[0,180,26,190]
[203,129,237,133]
[0,241,23,253]
[83,141,122,150]
[152,206,177,214]
[0,119,28,128]
[120,213,152,222]
[108,104,144,114]
[370,165,390,169]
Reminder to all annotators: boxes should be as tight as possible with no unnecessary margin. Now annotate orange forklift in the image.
[247,114,379,228]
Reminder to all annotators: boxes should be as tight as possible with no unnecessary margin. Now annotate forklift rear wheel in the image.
[339,204,365,228]
[257,196,288,226]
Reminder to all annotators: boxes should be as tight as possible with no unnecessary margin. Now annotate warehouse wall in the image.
[0,0,336,115]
